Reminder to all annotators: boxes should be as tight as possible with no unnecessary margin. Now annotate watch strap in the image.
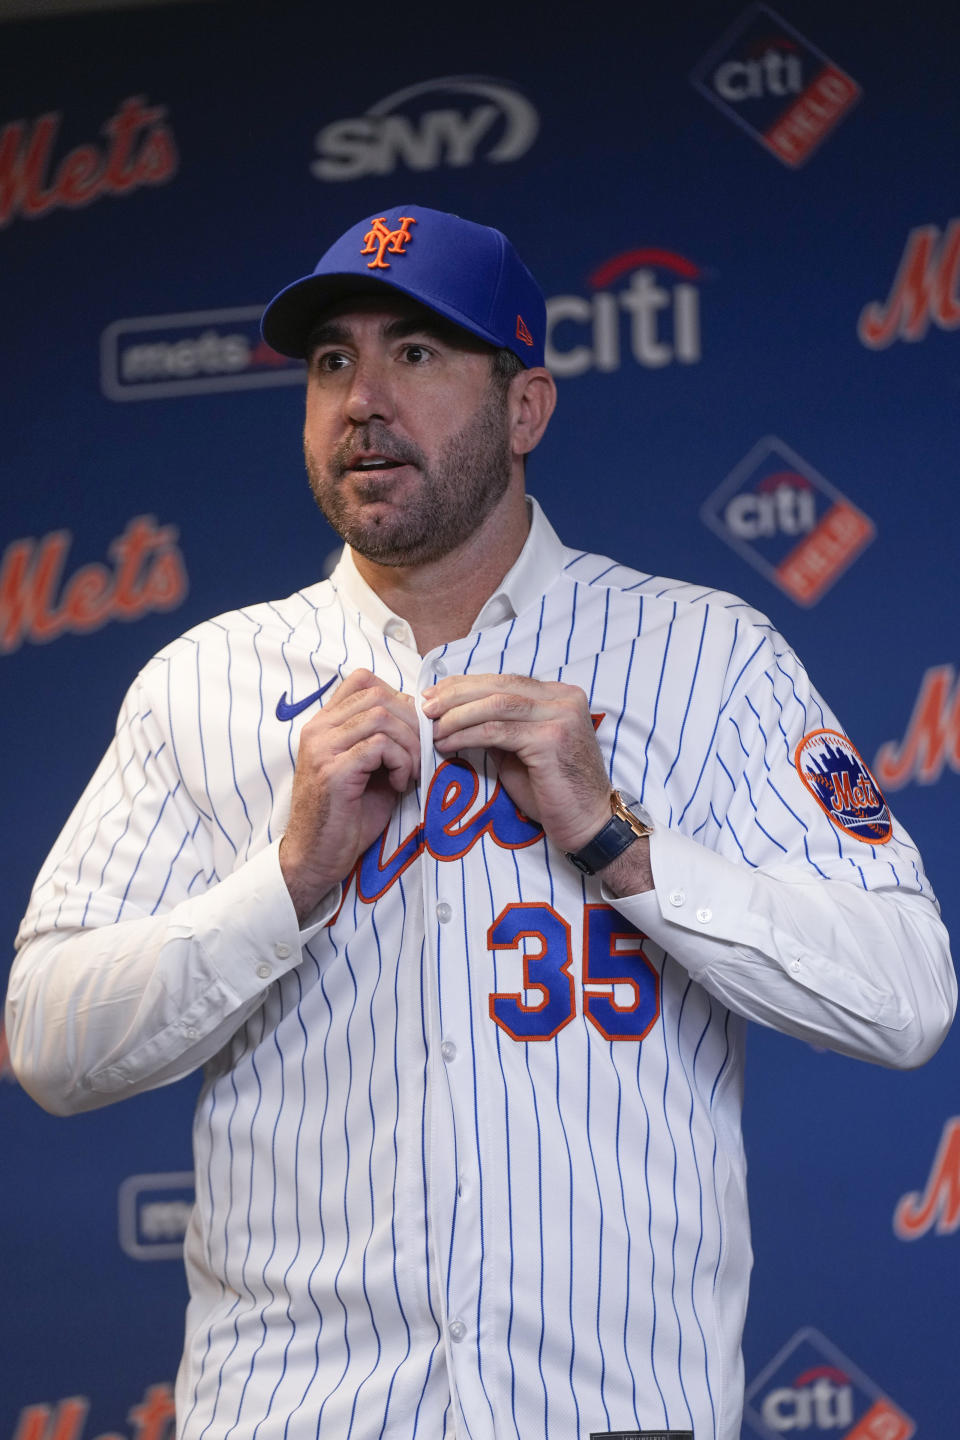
[566,792,653,875]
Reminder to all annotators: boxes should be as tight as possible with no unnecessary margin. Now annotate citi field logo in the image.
[101,307,304,400]
[310,75,539,181]
[858,218,960,349]
[118,1171,195,1260]
[894,1117,960,1240]
[744,1327,915,1438]
[0,515,188,655]
[546,249,703,378]
[0,95,178,228]
[700,437,874,606]
[691,5,861,168]
[873,665,960,790]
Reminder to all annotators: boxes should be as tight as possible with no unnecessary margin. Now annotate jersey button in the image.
[436,901,453,924]
[448,1319,467,1343]
[256,962,272,980]
[441,1040,457,1063]
[434,659,448,677]
[385,616,411,645]
[274,942,292,960]
[696,907,712,924]
[669,889,685,907]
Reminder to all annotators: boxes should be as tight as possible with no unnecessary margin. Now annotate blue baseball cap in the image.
[260,204,546,367]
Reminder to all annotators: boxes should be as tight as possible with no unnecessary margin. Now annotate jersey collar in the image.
[329,496,566,641]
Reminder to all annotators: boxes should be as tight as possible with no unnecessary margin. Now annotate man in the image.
[7,205,955,1440]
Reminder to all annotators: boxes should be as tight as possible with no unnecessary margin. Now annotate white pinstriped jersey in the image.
[11,501,952,1440]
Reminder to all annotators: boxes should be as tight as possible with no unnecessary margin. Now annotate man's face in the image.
[302,296,515,567]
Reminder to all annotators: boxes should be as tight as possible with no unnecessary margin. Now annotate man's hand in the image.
[280,670,420,922]
[423,673,653,895]
[422,674,614,851]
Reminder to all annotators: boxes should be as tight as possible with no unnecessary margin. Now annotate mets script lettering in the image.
[331,759,543,918]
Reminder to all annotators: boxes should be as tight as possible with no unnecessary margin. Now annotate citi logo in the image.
[310,75,539,182]
[723,471,815,540]
[761,1367,853,1431]
[745,1328,916,1440]
[546,249,702,378]
[691,6,861,168]
[713,43,803,103]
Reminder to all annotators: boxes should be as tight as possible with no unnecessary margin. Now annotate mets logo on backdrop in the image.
[700,436,875,606]
[101,306,304,400]
[690,4,861,167]
[795,730,892,844]
[873,664,960,791]
[118,1171,195,1260]
[744,1327,915,1438]
[894,1117,960,1241]
[858,217,960,349]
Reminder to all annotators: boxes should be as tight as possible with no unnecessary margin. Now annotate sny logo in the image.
[311,75,539,181]
[894,1117,960,1240]
[546,249,703,377]
[744,1327,915,1438]
[858,218,960,349]
[361,215,417,269]
[690,4,861,168]
[873,664,960,790]
[700,436,874,606]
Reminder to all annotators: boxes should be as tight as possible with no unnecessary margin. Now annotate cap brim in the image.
[260,270,506,360]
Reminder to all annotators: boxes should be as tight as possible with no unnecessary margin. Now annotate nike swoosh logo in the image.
[275,676,338,721]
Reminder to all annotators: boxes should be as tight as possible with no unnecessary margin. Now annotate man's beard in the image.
[304,384,513,567]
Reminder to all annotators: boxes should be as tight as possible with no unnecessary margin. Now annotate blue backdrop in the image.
[2,1,957,1436]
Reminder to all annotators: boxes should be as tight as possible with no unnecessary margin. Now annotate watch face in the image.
[613,792,654,834]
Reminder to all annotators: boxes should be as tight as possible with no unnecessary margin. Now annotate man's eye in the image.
[315,352,349,373]
[402,344,432,364]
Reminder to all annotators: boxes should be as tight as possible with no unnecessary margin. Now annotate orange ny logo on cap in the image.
[516,314,534,348]
[361,215,417,270]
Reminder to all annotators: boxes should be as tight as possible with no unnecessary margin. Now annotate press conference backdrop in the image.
[1,0,957,1434]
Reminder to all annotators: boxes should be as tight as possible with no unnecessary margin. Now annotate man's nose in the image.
[343,358,395,425]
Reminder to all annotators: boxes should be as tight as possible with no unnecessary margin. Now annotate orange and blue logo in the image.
[360,215,417,270]
[795,729,892,845]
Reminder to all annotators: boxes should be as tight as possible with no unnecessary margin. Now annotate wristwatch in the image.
[565,791,654,875]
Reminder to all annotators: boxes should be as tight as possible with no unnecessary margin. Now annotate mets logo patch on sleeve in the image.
[795,728,892,844]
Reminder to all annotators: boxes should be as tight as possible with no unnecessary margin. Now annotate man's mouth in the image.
[351,456,403,472]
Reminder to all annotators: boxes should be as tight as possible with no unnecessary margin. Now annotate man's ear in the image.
[509,367,557,458]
